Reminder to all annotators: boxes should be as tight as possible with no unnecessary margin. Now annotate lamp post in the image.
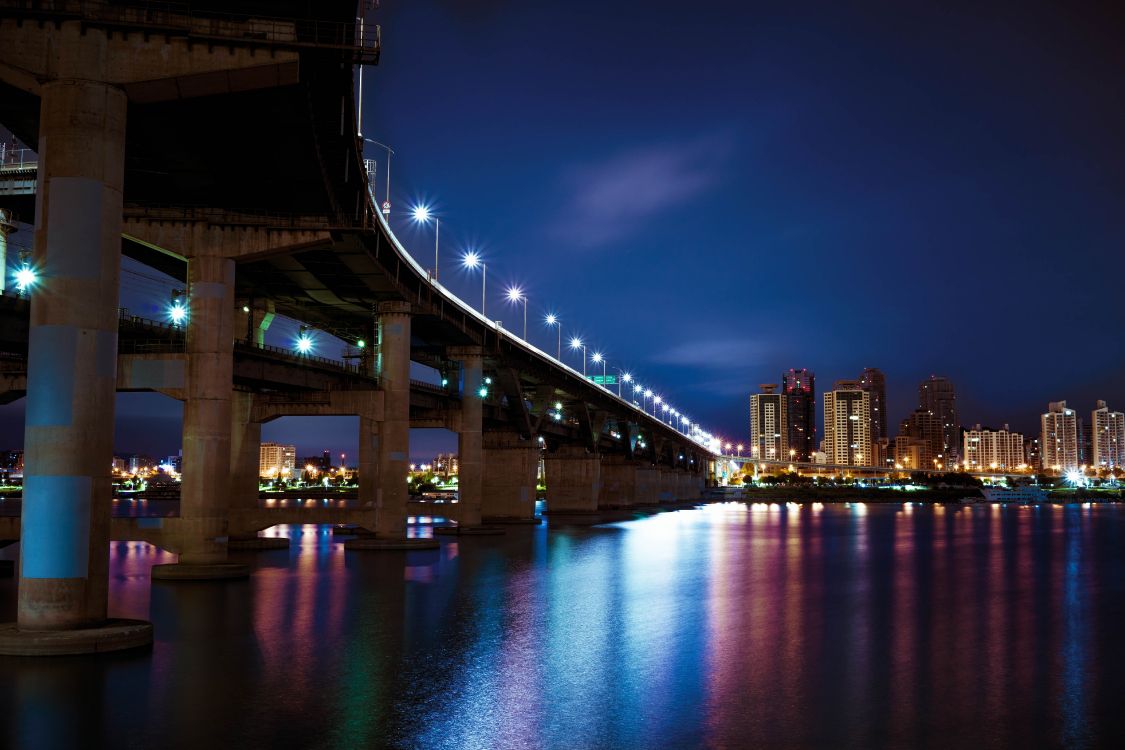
[619,371,632,398]
[569,337,587,377]
[643,388,652,413]
[544,313,561,359]
[506,286,527,339]
[653,395,662,418]
[362,138,393,216]
[411,204,439,280]
[462,251,486,315]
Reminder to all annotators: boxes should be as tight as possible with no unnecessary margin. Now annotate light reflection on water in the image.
[2,503,1124,749]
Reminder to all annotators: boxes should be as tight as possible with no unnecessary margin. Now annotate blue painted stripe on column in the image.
[26,324,77,427]
[20,475,93,579]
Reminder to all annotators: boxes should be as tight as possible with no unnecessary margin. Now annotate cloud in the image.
[650,337,767,369]
[555,134,733,248]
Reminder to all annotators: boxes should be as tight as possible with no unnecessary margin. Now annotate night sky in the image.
[2,1,1123,461]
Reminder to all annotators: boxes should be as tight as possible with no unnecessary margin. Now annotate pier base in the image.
[150,562,250,581]
[0,619,153,656]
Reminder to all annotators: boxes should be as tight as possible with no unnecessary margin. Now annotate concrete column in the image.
[16,73,125,630]
[153,252,247,578]
[482,431,540,523]
[657,468,677,503]
[545,446,601,514]
[226,390,286,549]
[228,391,261,519]
[4,29,152,654]
[374,301,410,537]
[598,457,639,509]
[451,347,483,527]
[0,208,14,294]
[634,466,659,505]
[358,412,378,507]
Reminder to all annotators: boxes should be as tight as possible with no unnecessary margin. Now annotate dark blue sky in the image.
[2,0,1123,460]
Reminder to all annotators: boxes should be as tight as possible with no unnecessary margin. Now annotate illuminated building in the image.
[962,424,1024,471]
[858,367,887,443]
[782,368,815,461]
[893,435,931,470]
[1091,400,1125,469]
[823,382,871,467]
[749,384,787,462]
[1041,401,1078,473]
[259,442,297,477]
[918,376,958,464]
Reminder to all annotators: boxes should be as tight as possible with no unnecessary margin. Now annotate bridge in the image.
[0,1,716,653]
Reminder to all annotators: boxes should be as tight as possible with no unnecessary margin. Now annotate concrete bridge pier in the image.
[347,302,436,550]
[598,457,640,509]
[544,446,601,515]
[657,468,678,504]
[0,34,153,654]
[436,347,502,536]
[153,251,248,580]
[481,432,541,524]
[226,391,288,550]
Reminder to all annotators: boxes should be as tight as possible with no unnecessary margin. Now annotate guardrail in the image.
[0,147,36,172]
[0,1,381,63]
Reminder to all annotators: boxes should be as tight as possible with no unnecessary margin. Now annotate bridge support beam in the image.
[348,302,434,550]
[2,30,154,654]
[481,432,540,523]
[544,446,601,514]
[226,391,287,550]
[445,347,489,531]
[152,252,248,579]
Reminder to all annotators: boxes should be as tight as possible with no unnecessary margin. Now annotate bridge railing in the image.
[0,147,36,173]
[0,1,381,63]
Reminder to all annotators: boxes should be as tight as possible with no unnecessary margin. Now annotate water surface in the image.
[2,502,1124,749]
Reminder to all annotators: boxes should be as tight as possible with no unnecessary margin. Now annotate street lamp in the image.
[168,289,187,327]
[462,250,486,315]
[569,337,587,377]
[295,325,315,355]
[619,371,632,398]
[591,351,606,386]
[544,313,561,359]
[653,395,662,417]
[362,138,393,216]
[506,286,527,339]
[643,388,652,413]
[411,204,440,280]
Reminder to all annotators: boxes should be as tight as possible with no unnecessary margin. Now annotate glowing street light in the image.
[462,250,486,315]
[506,285,528,339]
[591,351,607,386]
[411,204,440,280]
[544,313,561,359]
[168,289,187,327]
[569,336,587,377]
[643,388,652,413]
[619,370,632,398]
[13,263,37,294]
[295,325,315,355]
[653,395,662,417]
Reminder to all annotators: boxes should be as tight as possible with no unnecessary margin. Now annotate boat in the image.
[958,495,985,504]
[980,486,1049,504]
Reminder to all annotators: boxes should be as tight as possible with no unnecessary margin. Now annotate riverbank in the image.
[727,486,1123,503]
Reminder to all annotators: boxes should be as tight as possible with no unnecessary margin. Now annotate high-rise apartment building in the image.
[260,442,297,477]
[858,368,887,444]
[1041,401,1078,473]
[782,368,816,461]
[893,435,932,471]
[823,383,871,467]
[749,384,788,462]
[1091,400,1125,469]
[918,376,958,464]
[899,408,943,469]
[1024,436,1041,470]
[962,424,1025,471]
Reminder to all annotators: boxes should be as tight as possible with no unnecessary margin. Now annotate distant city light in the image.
[356,339,366,348]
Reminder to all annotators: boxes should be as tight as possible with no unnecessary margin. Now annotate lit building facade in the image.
[919,376,958,464]
[823,383,871,467]
[893,435,932,471]
[899,408,944,469]
[1092,400,1125,469]
[1041,401,1078,473]
[432,453,460,476]
[962,424,1024,471]
[858,368,887,444]
[782,368,816,462]
[260,442,297,477]
[749,384,788,462]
